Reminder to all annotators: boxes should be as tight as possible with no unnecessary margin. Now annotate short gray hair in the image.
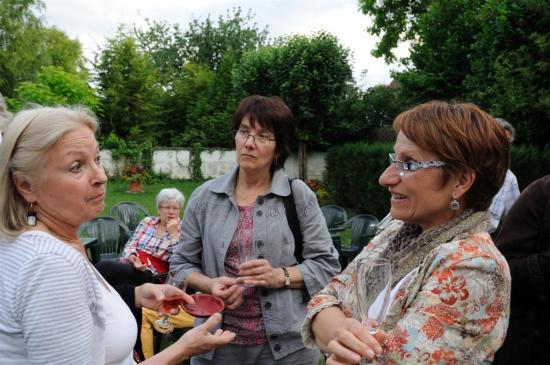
[156,188,185,210]
[0,105,98,239]
[495,118,515,143]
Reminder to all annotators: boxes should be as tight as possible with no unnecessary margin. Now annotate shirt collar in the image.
[209,167,291,198]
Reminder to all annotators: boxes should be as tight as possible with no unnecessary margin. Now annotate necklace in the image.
[50,231,82,245]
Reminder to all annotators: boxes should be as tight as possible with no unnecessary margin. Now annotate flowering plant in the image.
[306,179,329,205]
[122,165,148,184]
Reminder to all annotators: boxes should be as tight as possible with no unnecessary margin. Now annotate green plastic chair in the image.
[78,216,130,263]
[340,214,379,266]
[109,201,150,232]
[320,205,348,233]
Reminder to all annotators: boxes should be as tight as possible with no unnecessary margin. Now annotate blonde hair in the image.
[0,106,99,239]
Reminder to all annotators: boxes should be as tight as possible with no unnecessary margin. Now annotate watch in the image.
[282,267,291,288]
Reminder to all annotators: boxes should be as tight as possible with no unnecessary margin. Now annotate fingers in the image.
[239,259,271,275]
[215,276,238,287]
[200,313,222,331]
[327,330,369,363]
[211,330,236,344]
[224,286,244,309]
[324,319,383,364]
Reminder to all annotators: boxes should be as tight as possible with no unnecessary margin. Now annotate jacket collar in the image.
[209,166,291,198]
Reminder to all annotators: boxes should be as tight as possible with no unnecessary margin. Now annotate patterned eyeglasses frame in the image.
[388,153,446,177]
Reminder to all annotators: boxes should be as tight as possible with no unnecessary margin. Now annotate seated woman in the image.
[303,101,512,364]
[97,188,195,360]
[0,106,234,364]
[99,188,185,285]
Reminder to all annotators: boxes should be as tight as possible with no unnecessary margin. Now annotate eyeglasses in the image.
[234,129,275,145]
[388,153,446,177]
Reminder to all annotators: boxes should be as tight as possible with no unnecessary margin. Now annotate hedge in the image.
[324,142,549,218]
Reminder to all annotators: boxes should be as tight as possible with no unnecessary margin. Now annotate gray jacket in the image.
[170,167,340,360]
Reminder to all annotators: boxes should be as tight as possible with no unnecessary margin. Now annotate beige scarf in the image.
[383,210,487,287]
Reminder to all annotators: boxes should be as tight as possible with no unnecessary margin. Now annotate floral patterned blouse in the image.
[302,219,511,364]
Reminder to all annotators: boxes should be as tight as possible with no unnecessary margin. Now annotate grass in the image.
[102,180,204,216]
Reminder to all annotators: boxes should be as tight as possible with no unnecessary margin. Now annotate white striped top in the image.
[0,230,134,364]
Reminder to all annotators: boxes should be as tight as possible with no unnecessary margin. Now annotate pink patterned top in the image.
[223,206,267,345]
[302,218,511,364]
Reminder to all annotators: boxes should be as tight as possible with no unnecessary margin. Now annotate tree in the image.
[0,0,85,97]
[233,32,353,179]
[359,0,550,146]
[93,30,161,141]
[11,66,98,111]
[182,7,268,71]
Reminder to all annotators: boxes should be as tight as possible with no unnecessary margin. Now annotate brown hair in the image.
[232,95,296,170]
[393,101,510,211]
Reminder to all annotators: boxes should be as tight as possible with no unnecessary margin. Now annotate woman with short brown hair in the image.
[304,101,511,364]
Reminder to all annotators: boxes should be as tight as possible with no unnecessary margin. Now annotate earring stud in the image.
[450,199,460,210]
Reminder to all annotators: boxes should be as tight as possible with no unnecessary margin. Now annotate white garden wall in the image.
[101,148,326,180]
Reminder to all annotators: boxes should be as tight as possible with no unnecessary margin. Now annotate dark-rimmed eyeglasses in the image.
[388,153,446,177]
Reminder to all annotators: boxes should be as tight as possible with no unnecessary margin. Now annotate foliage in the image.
[510,144,550,190]
[324,143,393,218]
[181,7,269,71]
[10,66,99,111]
[359,0,550,147]
[93,29,161,141]
[464,0,550,147]
[0,0,85,97]
[325,84,408,146]
[189,143,204,181]
[121,164,148,184]
[305,179,329,206]
[131,8,267,147]
[233,31,353,148]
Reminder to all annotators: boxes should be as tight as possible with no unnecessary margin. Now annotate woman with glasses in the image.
[303,101,512,364]
[170,95,340,365]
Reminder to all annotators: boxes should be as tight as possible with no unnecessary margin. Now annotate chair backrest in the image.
[320,205,348,231]
[78,216,130,262]
[109,201,150,232]
[348,214,379,248]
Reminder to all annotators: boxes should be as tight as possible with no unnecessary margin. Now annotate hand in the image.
[325,317,386,365]
[166,219,180,240]
[135,283,195,314]
[237,258,283,288]
[129,254,148,271]
[174,313,235,359]
[209,276,243,310]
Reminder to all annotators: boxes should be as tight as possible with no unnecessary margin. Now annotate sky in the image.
[40,0,409,88]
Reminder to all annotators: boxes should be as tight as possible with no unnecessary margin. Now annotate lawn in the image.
[102,180,204,216]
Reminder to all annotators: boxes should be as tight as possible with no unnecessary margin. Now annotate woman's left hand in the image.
[237,259,284,289]
[135,282,195,313]
[166,218,180,240]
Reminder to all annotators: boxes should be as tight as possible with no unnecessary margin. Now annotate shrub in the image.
[511,144,550,190]
[324,143,393,219]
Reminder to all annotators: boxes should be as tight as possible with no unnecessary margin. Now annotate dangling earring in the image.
[450,198,460,210]
[27,202,37,226]
[274,156,279,167]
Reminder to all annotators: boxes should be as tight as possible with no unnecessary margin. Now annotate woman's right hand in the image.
[129,254,147,271]
[174,313,235,359]
[325,317,385,365]
[209,276,244,310]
